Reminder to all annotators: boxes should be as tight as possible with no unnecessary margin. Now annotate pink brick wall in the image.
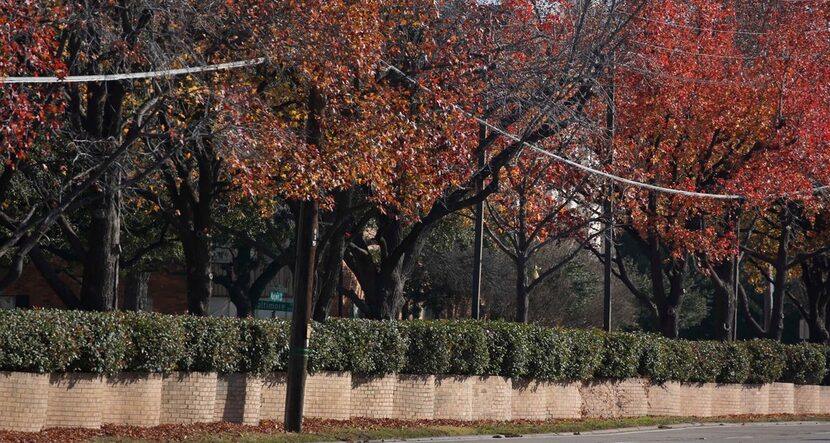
[794,385,821,414]
[259,372,287,421]
[741,384,769,415]
[710,384,742,416]
[648,382,681,416]
[769,382,795,414]
[304,372,352,420]
[679,383,713,417]
[820,386,830,415]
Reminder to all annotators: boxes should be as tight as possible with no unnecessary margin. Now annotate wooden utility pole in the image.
[284,85,323,433]
[603,65,615,333]
[283,199,318,432]
[472,124,487,320]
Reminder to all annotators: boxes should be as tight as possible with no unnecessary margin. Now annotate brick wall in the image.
[710,384,742,416]
[0,372,49,432]
[768,382,795,414]
[794,385,821,414]
[351,375,396,419]
[741,384,769,415]
[46,374,103,429]
[3,371,830,432]
[214,373,262,425]
[103,373,163,426]
[160,372,218,424]
[679,383,713,417]
[648,382,681,416]
[471,376,512,421]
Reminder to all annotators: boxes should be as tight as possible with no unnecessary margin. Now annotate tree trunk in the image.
[313,190,352,321]
[124,270,150,311]
[183,231,212,316]
[802,256,830,344]
[80,183,121,311]
[709,261,736,341]
[515,257,529,323]
[657,303,680,338]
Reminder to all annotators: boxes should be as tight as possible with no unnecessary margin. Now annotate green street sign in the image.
[269,290,285,301]
[256,299,294,312]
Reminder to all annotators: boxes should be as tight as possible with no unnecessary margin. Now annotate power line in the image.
[381,60,830,201]
[0,58,266,84]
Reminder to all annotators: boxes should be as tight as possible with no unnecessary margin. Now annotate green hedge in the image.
[0,310,827,386]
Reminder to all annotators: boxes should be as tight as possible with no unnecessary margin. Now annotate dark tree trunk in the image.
[801,256,830,344]
[709,261,736,341]
[124,270,150,311]
[515,256,529,323]
[80,182,121,311]
[183,231,211,316]
[313,190,352,321]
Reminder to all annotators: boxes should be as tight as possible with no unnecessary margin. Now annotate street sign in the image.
[256,299,294,312]
[269,290,285,301]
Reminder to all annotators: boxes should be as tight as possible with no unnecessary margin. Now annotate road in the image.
[395,422,830,443]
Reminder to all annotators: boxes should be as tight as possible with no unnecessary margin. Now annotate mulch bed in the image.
[0,418,513,443]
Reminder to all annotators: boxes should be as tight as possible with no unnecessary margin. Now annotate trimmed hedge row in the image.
[0,310,826,385]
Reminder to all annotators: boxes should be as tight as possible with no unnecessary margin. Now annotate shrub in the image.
[122,312,186,373]
[686,341,723,383]
[561,328,604,381]
[402,321,451,374]
[66,311,127,374]
[446,321,489,375]
[365,320,408,375]
[525,325,570,381]
[596,332,643,379]
[742,339,786,384]
[482,321,530,378]
[639,335,688,383]
[716,342,751,384]
[238,319,289,373]
[0,309,78,373]
[782,343,827,385]
[178,316,241,373]
[308,321,345,373]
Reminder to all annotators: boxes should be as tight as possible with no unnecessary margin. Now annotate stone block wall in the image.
[2,371,830,432]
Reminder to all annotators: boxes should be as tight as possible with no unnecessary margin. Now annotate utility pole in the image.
[285,85,323,433]
[602,64,615,333]
[283,199,318,433]
[471,123,487,320]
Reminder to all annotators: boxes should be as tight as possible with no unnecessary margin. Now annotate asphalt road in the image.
[397,422,830,443]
